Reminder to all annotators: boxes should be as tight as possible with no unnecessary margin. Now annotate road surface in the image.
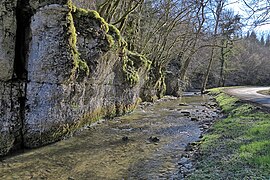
[224,87,270,108]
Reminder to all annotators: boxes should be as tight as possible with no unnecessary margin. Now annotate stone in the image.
[149,136,160,142]
[191,117,199,121]
[27,5,73,84]
[122,136,129,141]
[165,60,186,96]
[0,81,24,155]
[178,157,189,165]
[181,111,191,116]
[0,0,17,81]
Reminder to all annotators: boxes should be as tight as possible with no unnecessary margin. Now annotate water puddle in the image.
[0,93,220,179]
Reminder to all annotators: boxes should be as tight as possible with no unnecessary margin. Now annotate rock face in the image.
[0,0,23,155]
[165,60,184,97]
[0,1,150,155]
[0,0,17,81]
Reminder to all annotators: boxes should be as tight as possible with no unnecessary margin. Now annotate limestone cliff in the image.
[0,0,150,155]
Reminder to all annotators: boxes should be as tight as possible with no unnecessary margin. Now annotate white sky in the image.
[227,0,270,36]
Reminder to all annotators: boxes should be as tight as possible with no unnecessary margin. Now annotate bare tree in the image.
[201,0,227,93]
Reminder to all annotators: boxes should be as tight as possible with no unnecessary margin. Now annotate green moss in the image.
[108,24,121,42]
[69,4,149,85]
[106,34,115,48]
[77,59,89,74]
[72,6,109,33]
[122,50,151,86]
[127,50,151,71]
[154,72,166,98]
[66,10,89,79]
[122,58,139,86]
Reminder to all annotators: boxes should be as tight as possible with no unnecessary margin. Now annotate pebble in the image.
[178,157,189,165]
[179,103,189,106]
[181,111,191,116]
[149,136,160,142]
[184,163,193,169]
[191,117,199,121]
[122,136,129,141]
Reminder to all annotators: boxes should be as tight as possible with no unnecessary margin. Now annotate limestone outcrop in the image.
[0,0,23,155]
[165,60,188,97]
[0,0,17,81]
[0,0,150,155]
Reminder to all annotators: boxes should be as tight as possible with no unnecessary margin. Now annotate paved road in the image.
[225,87,270,108]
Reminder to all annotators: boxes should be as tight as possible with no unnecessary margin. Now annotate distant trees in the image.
[228,33,270,85]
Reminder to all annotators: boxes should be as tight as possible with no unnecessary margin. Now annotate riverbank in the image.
[187,88,270,179]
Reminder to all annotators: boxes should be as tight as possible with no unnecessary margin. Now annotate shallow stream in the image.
[0,93,220,179]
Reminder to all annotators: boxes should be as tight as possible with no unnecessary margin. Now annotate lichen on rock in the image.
[122,50,151,87]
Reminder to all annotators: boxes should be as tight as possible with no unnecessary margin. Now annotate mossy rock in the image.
[71,7,109,33]
[122,50,151,86]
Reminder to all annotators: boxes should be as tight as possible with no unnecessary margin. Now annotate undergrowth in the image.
[188,88,270,179]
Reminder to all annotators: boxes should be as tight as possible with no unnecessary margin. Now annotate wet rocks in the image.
[149,136,160,143]
[191,117,199,121]
[179,103,189,106]
[178,157,195,177]
[176,98,222,178]
[181,111,191,116]
[122,136,129,141]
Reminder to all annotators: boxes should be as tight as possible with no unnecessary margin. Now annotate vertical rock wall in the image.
[0,0,150,154]
[0,0,16,81]
[0,0,23,155]
[24,5,78,147]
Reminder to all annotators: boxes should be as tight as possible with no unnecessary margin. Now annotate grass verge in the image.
[258,89,270,96]
[188,87,270,179]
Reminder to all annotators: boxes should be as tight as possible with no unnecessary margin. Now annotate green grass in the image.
[188,88,270,179]
[258,89,270,96]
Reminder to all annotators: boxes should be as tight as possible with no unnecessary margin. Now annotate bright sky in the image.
[227,0,270,36]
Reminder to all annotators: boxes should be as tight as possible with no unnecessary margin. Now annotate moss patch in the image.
[188,88,270,179]
[108,24,121,43]
[68,2,150,87]
[143,66,166,101]
[68,1,109,33]
[66,8,89,79]
[122,50,151,86]
[53,99,141,143]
